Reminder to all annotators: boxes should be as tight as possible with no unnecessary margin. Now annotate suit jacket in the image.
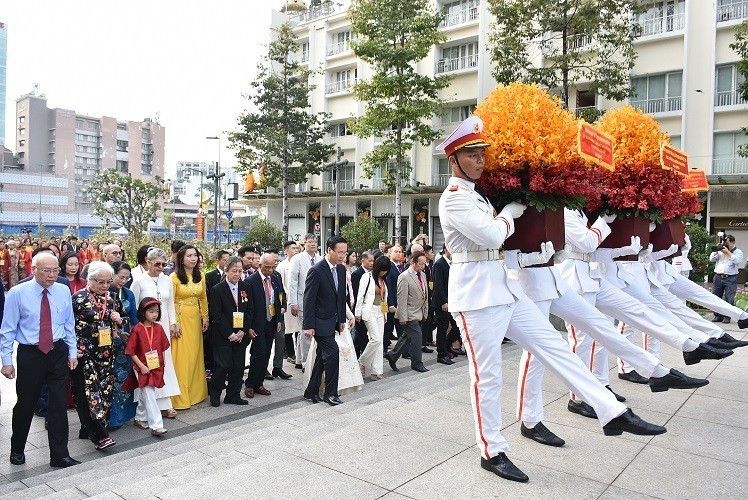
[385,261,402,307]
[424,261,434,306]
[432,256,450,308]
[351,266,366,308]
[396,267,428,323]
[208,279,252,343]
[205,268,223,292]
[288,251,318,310]
[246,271,282,335]
[302,259,346,336]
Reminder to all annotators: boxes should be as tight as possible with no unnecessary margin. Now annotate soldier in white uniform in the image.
[437,116,666,483]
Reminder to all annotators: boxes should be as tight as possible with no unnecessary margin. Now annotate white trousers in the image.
[358,306,385,375]
[517,288,662,423]
[454,297,627,459]
[650,285,723,338]
[135,385,164,430]
[669,274,747,322]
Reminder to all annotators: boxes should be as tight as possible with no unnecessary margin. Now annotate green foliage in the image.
[341,217,387,253]
[735,293,748,312]
[349,0,449,189]
[87,170,168,240]
[729,20,748,156]
[229,22,335,238]
[487,0,643,107]
[240,219,285,252]
[684,222,715,284]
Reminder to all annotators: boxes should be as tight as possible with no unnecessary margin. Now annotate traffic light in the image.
[229,219,234,230]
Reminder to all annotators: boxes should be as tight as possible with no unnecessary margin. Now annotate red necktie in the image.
[417,272,424,292]
[39,289,53,354]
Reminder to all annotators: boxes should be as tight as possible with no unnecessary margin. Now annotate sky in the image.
[2,0,283,179]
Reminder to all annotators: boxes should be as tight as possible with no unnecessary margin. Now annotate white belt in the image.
[451,249,501,264]
[568,251,591,263]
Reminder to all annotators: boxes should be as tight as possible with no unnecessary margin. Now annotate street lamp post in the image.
[206,135,224,248]
[325,147,348,236]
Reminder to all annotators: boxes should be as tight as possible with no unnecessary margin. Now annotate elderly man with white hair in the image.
[70,261,127,451]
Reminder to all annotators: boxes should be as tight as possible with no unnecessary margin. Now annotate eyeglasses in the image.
[150,262,166,268]
[36,267,61,274]
[92,278,114,285]
[108,251,122,255]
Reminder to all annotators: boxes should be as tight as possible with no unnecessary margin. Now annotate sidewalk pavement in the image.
[0,324,746,499]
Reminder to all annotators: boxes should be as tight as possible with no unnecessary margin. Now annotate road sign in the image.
[226,210,233,219]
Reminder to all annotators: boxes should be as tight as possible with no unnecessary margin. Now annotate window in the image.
[301,41,310,62]
[117,140,129,152]
[324,164,356,190]
[19,128,25,135]
[18,140,25,147]
[141,164,153,175]
[634,1,685,36]
[437,42,479,73]
[715,64,746,106]
[441,104,476,125]
[326,69,356,94]
[117,123,126,130]
[75,145,84,152]
[440,0,479,27]
[18,116,25,124]
[329,122,352,137]
[328,31,353,56]
[631,72,682,113]
[76,119,83,128]
[142,131,149,140]
[75,156,84,165]
[86,158,97,165]
[88,121,99,130]
[713,131,748,174]
[433,158,451,185]
[717,0,748,22]
[116,160,128,173]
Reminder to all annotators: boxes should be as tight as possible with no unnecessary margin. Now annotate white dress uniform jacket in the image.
[504,250,568,301]
[557,209,612,293]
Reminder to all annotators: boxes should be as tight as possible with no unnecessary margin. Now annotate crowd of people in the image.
[1,117,748,479]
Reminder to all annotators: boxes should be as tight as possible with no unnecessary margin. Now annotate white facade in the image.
[242,0,748,248]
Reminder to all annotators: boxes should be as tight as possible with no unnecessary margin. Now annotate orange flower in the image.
[596,106,670,167]
[475,83,581,171]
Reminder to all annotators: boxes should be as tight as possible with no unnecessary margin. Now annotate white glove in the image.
[554,243,572,264]
[680,234,691,259]
[639,243,653,258]
[651,243,679,261]
[611,236,642,258]
[649,223,656,232]
[518,241,555,267]
[602,214,617,224]
[500,202,527,219]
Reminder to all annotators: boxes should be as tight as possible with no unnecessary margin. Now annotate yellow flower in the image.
[596,106,670,167]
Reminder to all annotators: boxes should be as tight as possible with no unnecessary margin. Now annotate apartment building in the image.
[0,92,166,235]
[244,0,748,247]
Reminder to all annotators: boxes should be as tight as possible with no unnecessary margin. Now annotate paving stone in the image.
[596,486,661,499]
[675,393,748,430]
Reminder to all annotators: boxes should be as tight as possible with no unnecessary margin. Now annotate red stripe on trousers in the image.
[517,352,532,421]
[618,323,627,373]
[570,325,579,400]
[459,312,490,459]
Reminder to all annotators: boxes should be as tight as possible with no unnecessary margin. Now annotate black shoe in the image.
[9,452,25,465]
[520,422,565,447]
[272,368,293,380]
[738,318,748,329]
[295,363,303,370]
[437,356,454,365]
[683,343,733,365]
[402,353,411,359]
[449,347,467,356]
[50,456,81,468]
[603,409,666,436]
[649,368,709,392]
[606,385,626,402]
[707,337,742,350]
[323,395,343,406]
[264,370,274,381]
[723,318,731,324]
[480,453,529,482]
[384,352,399,372]
[78,427,89,440]
[303,392,323,404]
[618,370,649,384]
[421,346,434,353]
[411,363,429,373]
[210,397,220,407]
[567,399,597,419]
[712,315,725,322]
[715,333,748,348]
[223,397,249,405]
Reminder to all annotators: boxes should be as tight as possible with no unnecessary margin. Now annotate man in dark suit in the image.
[433,247,460,365]
[383,244,404,351]
[351,251,374,356]
[421,244,436,351]
[208,256,253,407]
[302,235,350,406]
[244,253,283,398]
[206,250,231,292]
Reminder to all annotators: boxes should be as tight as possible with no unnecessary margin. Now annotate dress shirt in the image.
[326,258,338,289]
[710,247,744,275]
[0,280,76,365]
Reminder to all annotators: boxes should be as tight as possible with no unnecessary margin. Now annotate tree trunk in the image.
[282,164,289,241]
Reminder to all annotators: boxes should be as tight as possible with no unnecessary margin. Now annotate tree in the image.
[729,20,748,156]
[87,170,167,240]
[349,0,450,245]
[229,22,334,241]
[684,221,715,285]
[487,0,643,108]
[240,218,285,252]
[341,216,387,253]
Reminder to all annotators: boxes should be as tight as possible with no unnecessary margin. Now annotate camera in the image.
[711,234,729,252]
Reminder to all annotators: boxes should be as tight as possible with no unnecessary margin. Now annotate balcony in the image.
[541,33,592,56]
[327,40,352,57]
[631,96,682,114]
[715,90,747,107]
[717,1,748,22]
[288,181,309,193]
[432,173,450,186]
[436,54,478,74]
[439,7,479,28]
[634,13,685,37]
[323,179,354,191]
[567,34,593,51]
[372,177,389,189]
[713,157,748,175]
[301,51,309,63]
[325,79,357,95]
[288,1,338,26]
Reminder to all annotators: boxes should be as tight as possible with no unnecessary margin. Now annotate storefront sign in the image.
[578,123,614,171]
[713,217,748,228]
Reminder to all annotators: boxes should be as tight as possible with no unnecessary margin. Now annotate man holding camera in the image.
[709,235,744,323]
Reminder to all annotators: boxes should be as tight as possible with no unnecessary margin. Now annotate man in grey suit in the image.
[385,251,430,373]
[288,234,319,369]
